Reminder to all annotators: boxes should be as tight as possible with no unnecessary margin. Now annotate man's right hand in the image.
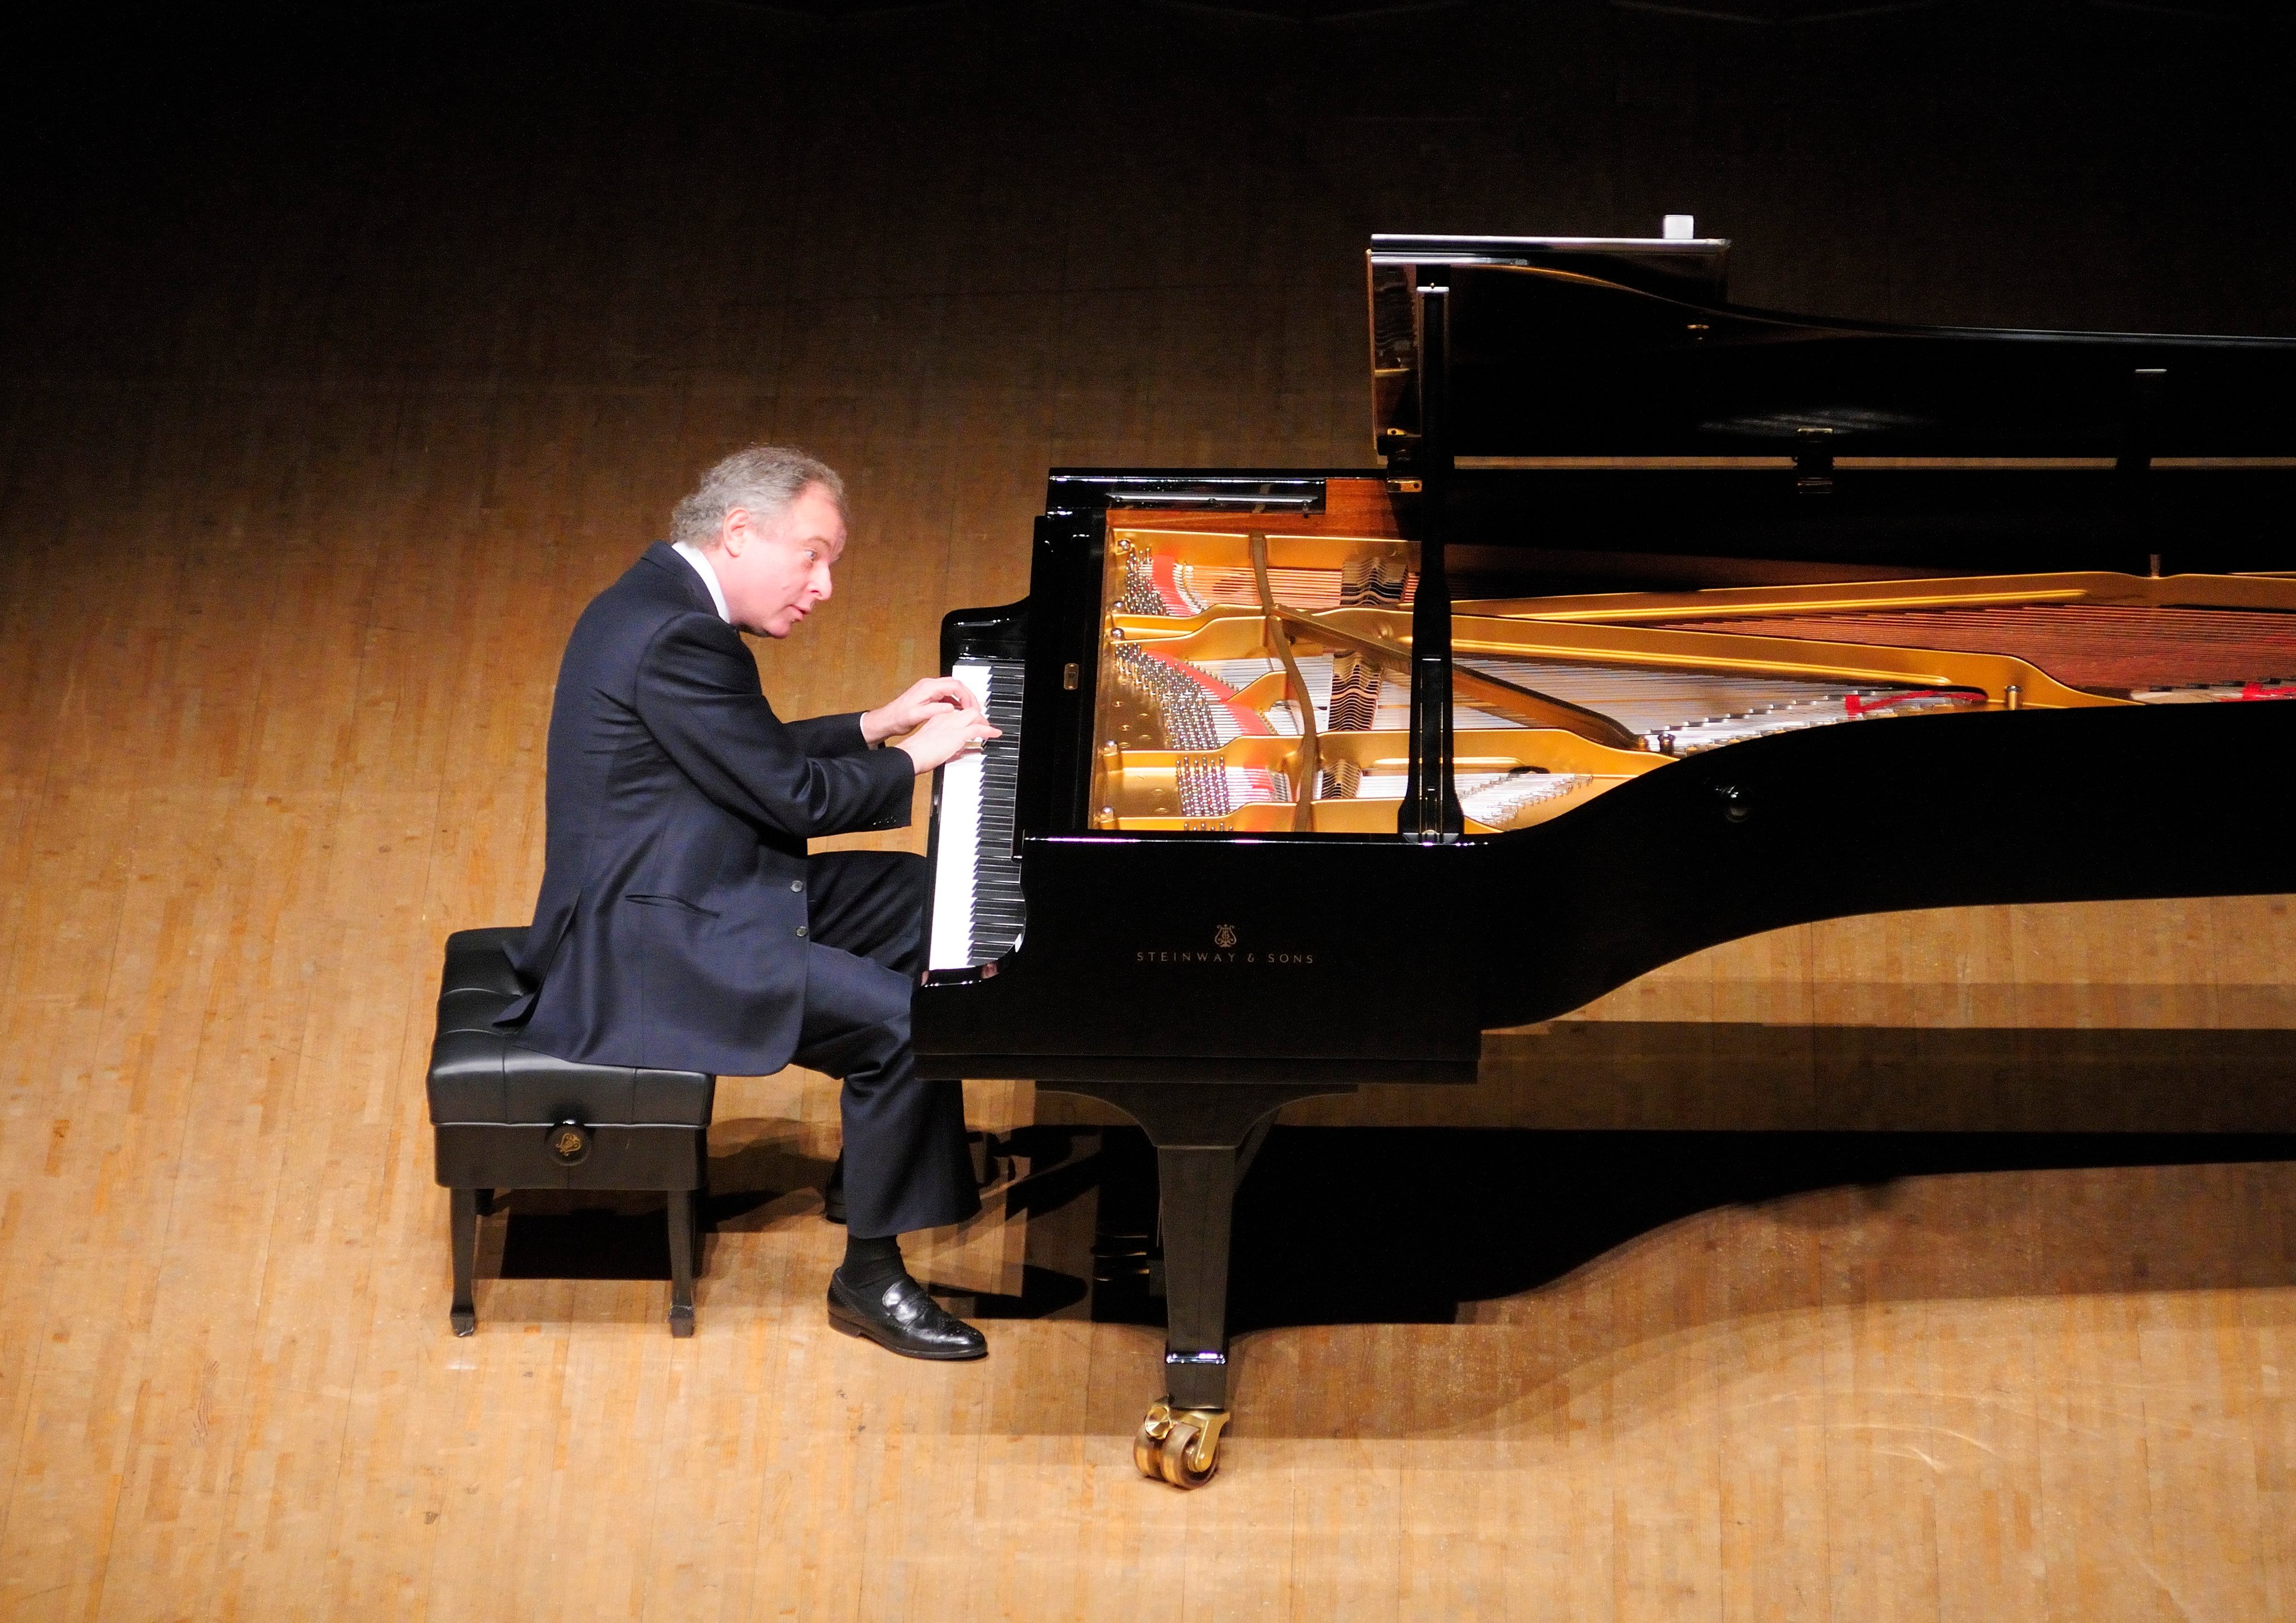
[894,707,1001,774]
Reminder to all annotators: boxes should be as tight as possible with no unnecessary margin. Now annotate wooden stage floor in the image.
[4,12,2295,1613]
[2,376,2292,1623]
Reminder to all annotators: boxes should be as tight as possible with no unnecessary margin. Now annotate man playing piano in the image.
[498,445,1002,1359]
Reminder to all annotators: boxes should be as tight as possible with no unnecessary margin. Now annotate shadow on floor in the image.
[492,1133,835,1281]
[489,1125,2296,1317]
[977,1124,2296,1329]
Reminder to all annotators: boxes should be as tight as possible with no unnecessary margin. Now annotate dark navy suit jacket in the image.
[498,543,916,1075]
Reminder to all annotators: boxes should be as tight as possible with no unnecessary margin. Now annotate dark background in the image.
[7,0,2295,425]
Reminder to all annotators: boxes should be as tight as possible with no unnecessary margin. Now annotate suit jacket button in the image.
[790,880,804,891]
[794,925,807,937]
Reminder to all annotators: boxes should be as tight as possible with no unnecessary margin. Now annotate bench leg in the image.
[449,1187,479,1335]
[667,1190,696,1338]
[694,1145,713,1263]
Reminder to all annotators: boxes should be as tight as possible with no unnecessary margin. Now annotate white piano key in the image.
[927,662,993,971]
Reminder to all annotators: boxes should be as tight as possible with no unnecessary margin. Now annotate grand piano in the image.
[910,232,2296,1488]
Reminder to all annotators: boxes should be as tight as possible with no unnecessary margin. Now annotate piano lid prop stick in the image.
[1401,280,1464,840]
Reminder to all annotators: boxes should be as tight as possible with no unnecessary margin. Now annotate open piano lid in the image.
[1369,233,2296,462]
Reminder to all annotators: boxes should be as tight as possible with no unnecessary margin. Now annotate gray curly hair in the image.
[670,445,847,550]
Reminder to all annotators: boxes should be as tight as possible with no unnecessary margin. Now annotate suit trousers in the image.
[797,850,979,1238]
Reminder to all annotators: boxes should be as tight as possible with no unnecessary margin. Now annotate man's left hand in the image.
[861,676,985,745]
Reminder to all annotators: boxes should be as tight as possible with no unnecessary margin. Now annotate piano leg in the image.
[1050,1081,1357,1490]
[1138,1138,1248,1488]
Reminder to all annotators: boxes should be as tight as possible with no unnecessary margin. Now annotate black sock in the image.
[841,1233,906,1288]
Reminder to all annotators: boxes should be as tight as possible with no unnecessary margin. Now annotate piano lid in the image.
[1369,233,2296,463]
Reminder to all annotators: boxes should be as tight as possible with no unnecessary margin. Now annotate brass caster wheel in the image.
[1134,1400,1228,1490]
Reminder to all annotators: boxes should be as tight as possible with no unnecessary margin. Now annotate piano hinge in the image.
[1795,427,1835,496]
[1063,662,1080,690]
[2119,366,2166,476]
[1387,477,1423,495]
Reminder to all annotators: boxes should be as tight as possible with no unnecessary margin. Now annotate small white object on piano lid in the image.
[1662,214,1695,241]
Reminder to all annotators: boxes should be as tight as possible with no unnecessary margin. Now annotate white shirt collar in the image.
[670,540,732,623]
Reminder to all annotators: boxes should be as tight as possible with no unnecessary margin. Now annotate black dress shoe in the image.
[826,1270,988,1361]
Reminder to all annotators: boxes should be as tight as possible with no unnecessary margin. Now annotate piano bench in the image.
[425,926,717,1338]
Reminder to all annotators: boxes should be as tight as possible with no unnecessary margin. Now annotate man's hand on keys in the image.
[862,676,985,747]
[864,676,998,773]
[894,706,1001,774]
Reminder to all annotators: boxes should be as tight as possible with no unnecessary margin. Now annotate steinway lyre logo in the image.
[1133,923,1312,965]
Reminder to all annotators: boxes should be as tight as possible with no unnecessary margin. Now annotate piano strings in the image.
[1080,531,2296,837]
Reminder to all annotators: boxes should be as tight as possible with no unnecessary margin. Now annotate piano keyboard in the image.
[927,658,1027,971]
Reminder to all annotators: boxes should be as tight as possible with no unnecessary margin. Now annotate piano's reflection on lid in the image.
[914,231,2296,1487]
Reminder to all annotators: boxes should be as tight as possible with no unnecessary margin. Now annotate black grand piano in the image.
[911,232,2296,1488]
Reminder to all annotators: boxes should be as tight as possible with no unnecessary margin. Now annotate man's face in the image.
[715,483,847,638]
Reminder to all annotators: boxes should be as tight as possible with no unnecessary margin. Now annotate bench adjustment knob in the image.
[546,1118,593,1165]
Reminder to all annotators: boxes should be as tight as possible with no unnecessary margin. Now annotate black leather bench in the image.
[426,927,717,1336]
